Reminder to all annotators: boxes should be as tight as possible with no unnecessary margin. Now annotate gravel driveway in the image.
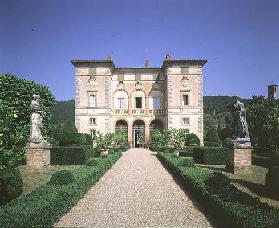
[55,148,212,227]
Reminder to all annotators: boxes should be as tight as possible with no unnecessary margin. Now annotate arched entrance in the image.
[150,119,163,132]
[132,120,145,148]
[115,120,128,134]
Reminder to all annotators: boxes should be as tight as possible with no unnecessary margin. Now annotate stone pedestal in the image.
[26,148,50,169]
[226,147,252,173]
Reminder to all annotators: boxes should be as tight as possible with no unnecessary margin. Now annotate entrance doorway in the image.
[132,120,145,148]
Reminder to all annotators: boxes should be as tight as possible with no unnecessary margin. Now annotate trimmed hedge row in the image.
[0,152,122,227]
[193,147,229,165]
[50,146,98,165]
[265,166,279,200]
[0,168,23,205]
[252,154,271,168]
[53,132,93,147]
[157,152,279,228]
[179,146,196,157]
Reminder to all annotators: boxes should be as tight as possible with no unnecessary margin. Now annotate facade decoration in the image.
[71,56,207,147]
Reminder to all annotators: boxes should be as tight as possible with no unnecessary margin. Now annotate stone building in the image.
[71,54,206,147]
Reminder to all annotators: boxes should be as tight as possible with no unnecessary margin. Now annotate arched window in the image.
[114,90,128,109]
[149,90,163,110]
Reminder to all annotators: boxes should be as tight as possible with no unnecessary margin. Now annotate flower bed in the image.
[0,151,122,227]
[157,152,279,228]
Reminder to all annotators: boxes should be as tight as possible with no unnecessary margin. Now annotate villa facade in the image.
[72,54,206,147]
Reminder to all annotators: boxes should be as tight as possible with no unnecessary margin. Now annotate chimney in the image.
[144,59,149,68]
[106,55,112,61]
[165,52,170,60]
[268,84,277,99]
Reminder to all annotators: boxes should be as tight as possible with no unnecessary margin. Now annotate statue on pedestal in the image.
[230,97,251,148]
[27,95,50,148]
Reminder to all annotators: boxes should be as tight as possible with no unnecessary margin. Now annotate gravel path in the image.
[55,148,212,228]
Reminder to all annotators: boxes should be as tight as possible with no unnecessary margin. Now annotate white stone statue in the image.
[28,94,50,148]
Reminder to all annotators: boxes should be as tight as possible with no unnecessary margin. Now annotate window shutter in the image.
[89,68,96,75]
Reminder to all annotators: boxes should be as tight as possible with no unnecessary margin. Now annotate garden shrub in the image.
[157,152,279,228]
[51,146,96,165]
[204,128,222,147]
[186,133,200,145]
[49,170,75,186]
[85,158,98,166]
[252,154,271,168]
[0,168,23,205]
[0,151,122,227]
[179,146,196,157]
[193,147,229,165]
[265,166,279,200]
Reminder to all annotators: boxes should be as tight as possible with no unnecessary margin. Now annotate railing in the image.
[113,109,128,115]
[113,109,165,115]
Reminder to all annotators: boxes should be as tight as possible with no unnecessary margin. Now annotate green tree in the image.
[204,127,222,147]
[246,96,279,151]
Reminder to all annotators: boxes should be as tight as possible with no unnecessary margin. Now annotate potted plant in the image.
[96,132,112,156]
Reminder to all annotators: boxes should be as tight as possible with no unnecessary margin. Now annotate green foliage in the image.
[85,158,98,166]
[50,146,96,165]
[0,73,55,169]
[0,167,23,205]
[52,100,75,124]
[265,166,279,200]
[247,96,279,151]
[223,138,234,148]
[96,131,128,150]
[193,147,229,165]
[150,129,198,151]
[157,152,279,228]
[204,128,222,147]
[179,146,196,157]
[185,133,200,145]
[0,151,122,227]
[252,154,272,168]
[49,170,75,186]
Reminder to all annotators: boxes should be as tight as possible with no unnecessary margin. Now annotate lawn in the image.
[18,165,80,196]
[197,164,279,208]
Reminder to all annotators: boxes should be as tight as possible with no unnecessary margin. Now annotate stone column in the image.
[145,95,149,114]
[144,121,150,147]
[128,95,132,115]
[128,122,133,147]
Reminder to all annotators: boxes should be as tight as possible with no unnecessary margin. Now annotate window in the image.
[153,98,161,109]
[90,129,96,139]
[90,118,96,125]
[181,67,189,74]
[182,117,190,125]
[118,73,124,81]
[182,95,189,106]
[135,74,141,81]
[89,95,97,107]
[135,97,142,108]
[89,68,96,75]
[118,97,125,109]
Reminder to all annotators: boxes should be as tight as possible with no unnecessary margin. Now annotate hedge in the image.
[0,168,23,205]
[179,146,196,157]
[157,152,279,228]
[265,166,279,200]
[193,147,229,165]
[0,151,122,227]
[50,146,97,165]
[252,154,271,168]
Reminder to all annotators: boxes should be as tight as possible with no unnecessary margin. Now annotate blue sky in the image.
[0,0,278,101]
